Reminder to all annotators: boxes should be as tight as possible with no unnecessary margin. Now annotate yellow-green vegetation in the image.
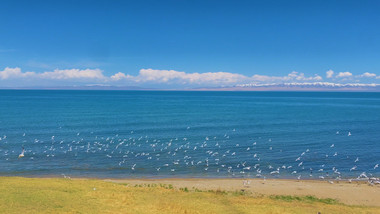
[0,177,379,214]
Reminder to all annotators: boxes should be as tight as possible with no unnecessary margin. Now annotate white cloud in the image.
[112,69,248,85]
[326,70,334,78]
[1,67,326,86]
[251,74,283,82]
[1,67,106,83]
[39,68,105,80]
[289,72,322,81]
[2,67,379,88]
[251,71,322,83]
[336,72,352,78]
[360,72,376,78]
[110,72,133,81]
[110,69,323,85]
[139,69,247,84]
[0,67,35,79]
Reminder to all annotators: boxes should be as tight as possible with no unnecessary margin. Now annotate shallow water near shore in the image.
[0,90,379,179]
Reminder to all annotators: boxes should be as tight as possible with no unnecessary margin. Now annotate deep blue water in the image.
[0,90,379,180]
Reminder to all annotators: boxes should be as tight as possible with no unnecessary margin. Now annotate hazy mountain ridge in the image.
[1,82,380,91]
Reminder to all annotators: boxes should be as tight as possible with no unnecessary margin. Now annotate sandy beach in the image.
[107,178,380,207]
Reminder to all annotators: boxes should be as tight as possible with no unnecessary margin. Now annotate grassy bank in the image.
[0,177,378,214]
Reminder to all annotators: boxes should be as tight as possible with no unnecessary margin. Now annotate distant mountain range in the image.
[189,82,380,91]
[1,82,380,91]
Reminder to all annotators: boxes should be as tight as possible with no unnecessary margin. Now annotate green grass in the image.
[0,177,378,214]
[270,195,338,204]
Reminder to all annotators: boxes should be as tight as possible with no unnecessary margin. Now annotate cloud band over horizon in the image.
[0,67,379,88]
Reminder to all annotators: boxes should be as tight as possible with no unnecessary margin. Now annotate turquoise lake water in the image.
[0,90,379,179]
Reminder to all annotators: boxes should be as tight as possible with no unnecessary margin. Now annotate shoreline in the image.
[105,178,380,207]
[3,173,378,181]
[3,176,379,206]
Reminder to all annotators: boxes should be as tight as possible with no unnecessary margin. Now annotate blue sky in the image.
[1,0,380,88]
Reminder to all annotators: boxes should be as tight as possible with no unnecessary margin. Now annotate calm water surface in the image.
[0,90,379,179]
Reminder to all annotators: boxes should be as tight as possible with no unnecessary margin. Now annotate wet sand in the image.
[106,178,380,207]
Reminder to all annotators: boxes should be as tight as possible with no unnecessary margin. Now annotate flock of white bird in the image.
[0,128,379,185]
